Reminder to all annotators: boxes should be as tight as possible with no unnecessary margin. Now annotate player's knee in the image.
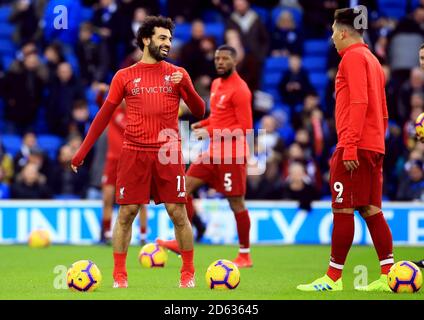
[168,205,187,227]
[358,205,381,219]
[117,206,139,226]
[228,197,245,213]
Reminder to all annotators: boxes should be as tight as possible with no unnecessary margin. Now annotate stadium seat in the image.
[80,6,94,22]
[303,39,329,56]
[264,56,289,72]
[0,6,11,23]
[0,183,10,199]
[309,72,329,91]
[202,9,223,23]
[173,23,192,42]
[271,6,303,28]
[378,0,407,19]
[205,23,224,44]
[1,134,22,157]
[1,55,13,71]
[262,71,283,88]
[263,87,282,103]
[251,6,269,25]
[302,56,327,72]
[37,134,64,160]
[0,39,16,55]
[0,22,14,38]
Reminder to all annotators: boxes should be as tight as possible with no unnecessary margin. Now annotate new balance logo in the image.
[133,78,141,87]
[178,192,186,198]
[119,187,125,199]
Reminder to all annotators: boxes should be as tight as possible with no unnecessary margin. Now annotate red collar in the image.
[339,43,368,57]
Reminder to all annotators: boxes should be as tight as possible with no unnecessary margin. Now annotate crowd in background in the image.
[0,0,423,206]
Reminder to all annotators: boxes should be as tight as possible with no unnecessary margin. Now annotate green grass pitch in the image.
[0,244,423,300]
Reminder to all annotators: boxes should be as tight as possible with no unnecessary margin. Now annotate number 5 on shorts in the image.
[224,173,232,192]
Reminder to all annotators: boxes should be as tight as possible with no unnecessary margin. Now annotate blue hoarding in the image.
[0,200,423,245]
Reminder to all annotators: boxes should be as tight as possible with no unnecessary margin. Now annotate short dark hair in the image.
[216,45,237,58]
[136,16,175,50]
[420,43,424,50]
[334,8,365,35]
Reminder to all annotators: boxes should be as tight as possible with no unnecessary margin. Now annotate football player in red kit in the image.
[100,101,148,245]
[297,8,393,292]
[71,16,205,288]
[158,45,254,268]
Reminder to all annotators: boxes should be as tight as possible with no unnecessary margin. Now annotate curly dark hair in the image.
[334,8,365,35]
[136,16,175,50]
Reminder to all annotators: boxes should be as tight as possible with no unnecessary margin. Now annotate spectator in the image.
[225,28,261,92]
[282,161,319,211]
[387,6,424,90]
[76,22,104,85]
[246,158,284,199]
[403,103,424,151]
[396,159,424,201]
[13,131,37,173]
[279,54,313,108]
[180,20,207,77]
[227,0,270,64]
[120,6,149,56]
[397,67,424,125]
[3,53,47,134]
[43,42,66,84]
[270,10,303,56]
[0,143,14,185]
[92,0,124,72]
[167,0,203,23]
[8,0,39,45]
[46,62,85,137]
[11,163,52,199]
[49,144,89,198]
[69,100,91,138]
[257,115,285,163]
[192,36,217,100]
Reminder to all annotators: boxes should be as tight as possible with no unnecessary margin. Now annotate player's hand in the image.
[171,71,183,84]
[191,122,203,130]
[343,160,359,171]
[70,160,83,173]
[193,128,210,140]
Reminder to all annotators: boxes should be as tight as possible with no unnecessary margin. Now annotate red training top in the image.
[106,104,126,161]
[198,71,253,161]
[72,61,205,167]
[335,43,388,161]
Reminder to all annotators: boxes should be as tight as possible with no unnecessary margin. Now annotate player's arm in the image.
[174,68,205,119]
[343,52,368,164]
[71,72,125,172]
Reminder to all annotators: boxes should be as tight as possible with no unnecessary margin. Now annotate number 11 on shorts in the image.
[176,175,186,192]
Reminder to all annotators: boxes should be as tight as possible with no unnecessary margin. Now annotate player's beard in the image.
[217,68,233,79]
[148,42,169,62]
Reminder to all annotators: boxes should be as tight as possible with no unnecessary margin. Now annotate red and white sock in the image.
[327,213,355,281]
[102,218,111,234]
[180,249,195,274]
[234,210,250,256]
[365,212,394,274]
[113,252,127,279]
[140,226,147,241]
